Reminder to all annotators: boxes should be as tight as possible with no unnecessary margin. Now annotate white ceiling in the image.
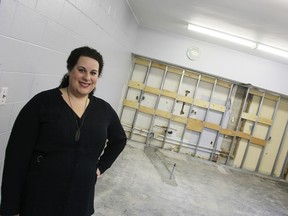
[127,0,288,65]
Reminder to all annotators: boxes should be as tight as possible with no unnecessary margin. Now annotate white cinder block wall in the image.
[0,0,138,184]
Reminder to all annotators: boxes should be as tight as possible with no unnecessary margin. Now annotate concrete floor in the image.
[94,141,288,216]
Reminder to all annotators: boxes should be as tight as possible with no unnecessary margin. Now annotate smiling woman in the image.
[0,46,127,216]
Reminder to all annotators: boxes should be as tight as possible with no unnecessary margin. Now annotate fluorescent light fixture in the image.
[187,24,257,49]
[257,44,288,59]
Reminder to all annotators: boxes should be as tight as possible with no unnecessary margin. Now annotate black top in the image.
[0,88,127,216]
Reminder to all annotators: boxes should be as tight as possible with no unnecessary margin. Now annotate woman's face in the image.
[68,56,99,97]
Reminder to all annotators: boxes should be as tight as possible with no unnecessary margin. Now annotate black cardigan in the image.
[0,88,127,216]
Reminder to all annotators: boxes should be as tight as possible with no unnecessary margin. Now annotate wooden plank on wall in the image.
[241,112,257,122]
[155,110,172,119]
[168,67,183,75]
[151,62,166,70]
[187,118,204,132]
[123,99,139,109]
[128,80,144,90]
[161,89,177,99]
[204,122,221,131]
[210,102,226,112]
[236,131,251,140]
[258,116,273,125]
[177,95,193,104]
[251,137,266,146]
[220,128,235,136]
[144,86,161,95]
[194,99,209,109]
[171,115,187,124]
[139,106,155,115]
[135,57,150,66]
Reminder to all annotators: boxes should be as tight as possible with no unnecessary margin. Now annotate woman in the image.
[0,46,127,216]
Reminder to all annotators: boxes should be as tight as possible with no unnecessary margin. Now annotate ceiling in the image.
[127,0,288,65]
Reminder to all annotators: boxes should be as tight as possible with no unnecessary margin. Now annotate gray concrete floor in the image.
[94,141,288,216]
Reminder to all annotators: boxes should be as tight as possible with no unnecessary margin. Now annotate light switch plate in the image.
[0,87,8,105]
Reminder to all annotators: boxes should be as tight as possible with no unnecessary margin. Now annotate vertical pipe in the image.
[255,96,281,172]
[240,92,265,169]
[225,87,250,165]
[194,79,217,156]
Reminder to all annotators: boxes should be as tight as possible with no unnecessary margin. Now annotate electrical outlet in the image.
[0,87,8,105]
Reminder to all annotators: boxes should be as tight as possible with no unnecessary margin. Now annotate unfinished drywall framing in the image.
[120,55,288,178]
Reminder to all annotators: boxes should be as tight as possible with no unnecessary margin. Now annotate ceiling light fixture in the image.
[256,44,288,59]
[187,24,257,49]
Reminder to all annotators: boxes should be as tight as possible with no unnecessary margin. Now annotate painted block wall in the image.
[0,0,138,185]
[133,27,288,96]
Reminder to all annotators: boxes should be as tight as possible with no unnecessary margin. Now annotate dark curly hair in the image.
[59,46,104,96]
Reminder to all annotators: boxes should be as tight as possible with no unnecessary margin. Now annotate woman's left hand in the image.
[96,168,101,178]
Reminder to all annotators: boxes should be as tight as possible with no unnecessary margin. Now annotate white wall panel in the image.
[36,0,65,21]
[15,0,37,8]
[0,0,16,35]
[0,72,34,103]
[0,104,12,133]
[11,4,47,44]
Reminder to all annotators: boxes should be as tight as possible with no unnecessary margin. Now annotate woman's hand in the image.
[96,168,101,178]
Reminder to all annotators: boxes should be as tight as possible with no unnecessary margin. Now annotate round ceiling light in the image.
[187,47,200,60]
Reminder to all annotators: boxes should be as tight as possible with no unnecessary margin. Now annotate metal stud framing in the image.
[194,79,217,156]
[255,96,281,172]
[146,66,168,145]
[178,74,201,153]
[271,120,288,176]
[240,92,265,168]
[210,84,234,161]
[128,60,152,140]
[121,56,287,178]
[226,87,251,165]
[161,69,185,148]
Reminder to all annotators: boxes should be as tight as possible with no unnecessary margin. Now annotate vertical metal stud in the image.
[178,74,202,153]
[194,79,217,156]
[255,96,281,172]
[280,151,288,179]
[129,59,152,140]
[240,92,265,169]
[146,66,168,145]
[210,84,234,161]
[162,70,185,148]
[119,56,138,120]
[270,120,288,176]
[226,87,251,165]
